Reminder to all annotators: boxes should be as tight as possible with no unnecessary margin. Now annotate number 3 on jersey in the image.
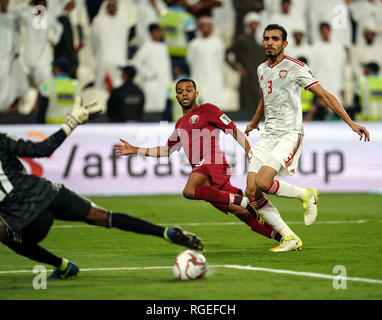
[267,80,273,94]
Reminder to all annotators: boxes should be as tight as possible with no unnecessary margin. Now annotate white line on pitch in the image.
[218,265,382,285]
[51,219,370,229]
[1,265,381,285]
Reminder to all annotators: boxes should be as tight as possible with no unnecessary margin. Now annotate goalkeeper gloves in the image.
[62,96,102,135]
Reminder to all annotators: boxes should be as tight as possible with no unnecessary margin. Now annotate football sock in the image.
[4,241,62,268]
[194,185,230,204]
[109,212,164,238]
[251,195,295,238]
[243,214,282,241]
[163,226,176,241]
[194,185,248,207]
[266,180,305,201]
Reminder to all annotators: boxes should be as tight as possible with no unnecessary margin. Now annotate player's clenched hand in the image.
[351,122,370,142]
[114,138,137,157]
[245,123,259,136]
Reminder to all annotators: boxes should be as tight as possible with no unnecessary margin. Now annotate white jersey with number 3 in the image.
[257,55,318,136]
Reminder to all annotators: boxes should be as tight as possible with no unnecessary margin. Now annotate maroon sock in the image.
[244,214,274,239]
[194,185,232,205]
[244,214,282,241]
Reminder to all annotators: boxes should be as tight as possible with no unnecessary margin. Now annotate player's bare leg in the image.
[183,172,211,199]
[227,204,251,221]
[246,168,302,252]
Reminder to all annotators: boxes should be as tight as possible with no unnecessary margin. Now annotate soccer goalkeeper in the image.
[0,97,203,280]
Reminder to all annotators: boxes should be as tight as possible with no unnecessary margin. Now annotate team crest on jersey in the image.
[279,70,288,79]
[189,114,200,124]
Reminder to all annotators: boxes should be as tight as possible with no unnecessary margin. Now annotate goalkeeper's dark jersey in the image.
[0,129,67,231]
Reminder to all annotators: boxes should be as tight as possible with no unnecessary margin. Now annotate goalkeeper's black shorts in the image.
[4,185,91,245]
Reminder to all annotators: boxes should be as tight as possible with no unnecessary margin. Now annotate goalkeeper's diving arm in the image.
[3,96,102,158]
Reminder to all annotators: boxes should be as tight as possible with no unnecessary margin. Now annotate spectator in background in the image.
[0,0,29,114]
[286,27,314,64]
[85,0,103,23]
[90,0,129,91]
[187,16,225,109]
[232,0,264,37]
[14,0,63,89]
[159,0,196,68]
[263,0,307,20]
[304,96,330,121]
[54,0,79,79]
[136,0,168,46]
[311,23,347,107]
[264,0,299,36]
[132,23,172,118]
[350,25,382,80]
[353,62,382,121]
[309,0,352,47]
[186,0,222,19]
[38,57,82,123]
[107,65,145,122]
[226,12,266,111]
[350,0,382,45]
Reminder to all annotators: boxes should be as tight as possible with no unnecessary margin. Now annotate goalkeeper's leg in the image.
[49,185,203,250]
[0,211,79,279]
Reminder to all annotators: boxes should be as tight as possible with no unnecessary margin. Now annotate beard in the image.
[266,48,283,59]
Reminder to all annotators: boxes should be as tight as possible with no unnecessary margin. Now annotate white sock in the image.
[229,194,249,208]
[268,180,305,201]
[258,201,295,238]
[240,197,249,208]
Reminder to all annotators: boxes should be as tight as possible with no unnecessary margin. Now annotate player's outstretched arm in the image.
[114,139,172,157]
[245,89,264,136]
[309,84,370,142]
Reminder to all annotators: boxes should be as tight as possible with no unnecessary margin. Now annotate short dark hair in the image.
[119,65,136,80]
[364,62,380,73]
[148,23,160,33]
[52,57,71,73]
[175,78,197,90]
[263,24,288,41]
[319,22,331,30]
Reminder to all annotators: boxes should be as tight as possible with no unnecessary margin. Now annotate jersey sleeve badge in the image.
[219,113,232,126]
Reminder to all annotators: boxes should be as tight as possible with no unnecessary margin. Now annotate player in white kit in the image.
[245,24,370,252]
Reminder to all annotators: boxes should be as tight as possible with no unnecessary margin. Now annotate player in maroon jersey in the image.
[114,78,282,244]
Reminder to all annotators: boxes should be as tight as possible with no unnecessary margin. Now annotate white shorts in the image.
[248,132,304,176]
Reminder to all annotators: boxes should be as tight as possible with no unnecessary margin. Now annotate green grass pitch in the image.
[0,193,381,300]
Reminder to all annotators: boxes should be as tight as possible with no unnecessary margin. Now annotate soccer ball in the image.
[173,250,207,280]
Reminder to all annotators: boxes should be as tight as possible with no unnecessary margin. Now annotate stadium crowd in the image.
[1,0,382,124]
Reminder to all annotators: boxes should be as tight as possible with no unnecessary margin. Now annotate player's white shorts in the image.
[249,132,304,176]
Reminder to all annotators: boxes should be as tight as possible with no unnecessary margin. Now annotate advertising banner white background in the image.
[1,122,381,195]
